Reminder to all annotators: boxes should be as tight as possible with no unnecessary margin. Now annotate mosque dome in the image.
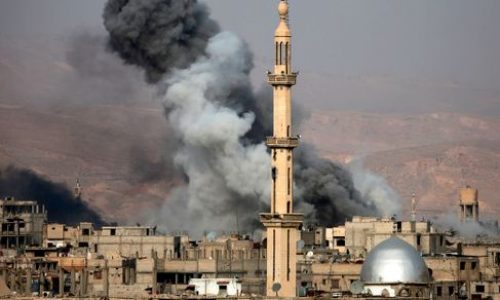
[360,237,430,284]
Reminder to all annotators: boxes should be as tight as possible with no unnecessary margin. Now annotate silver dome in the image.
[360,237,430,284]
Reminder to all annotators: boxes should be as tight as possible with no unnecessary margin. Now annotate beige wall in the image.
[345,216,445,258]
[309,262,361,292]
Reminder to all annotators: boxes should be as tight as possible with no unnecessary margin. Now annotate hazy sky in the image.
[1,0,499,106]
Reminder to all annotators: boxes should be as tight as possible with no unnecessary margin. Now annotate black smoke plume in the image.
[103,0,399,233]
[103,0,220,83]
[0,166,106,226]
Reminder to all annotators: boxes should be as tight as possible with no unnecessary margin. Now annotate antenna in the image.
[411,192,417,222]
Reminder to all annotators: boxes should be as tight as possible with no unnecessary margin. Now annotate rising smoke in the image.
[103,0,220,84]
[0,165,106,226]
[103,0,401,234]
[432,212,500,240]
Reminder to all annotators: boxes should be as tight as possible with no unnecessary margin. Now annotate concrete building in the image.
[461,242,500,299]
[426,255,480,299]
[188,278,242,296]
[43,223,78,248]
[344,216,446,258]
[260,0,303,297]
[0,197,46,249]
[326,226,347,254]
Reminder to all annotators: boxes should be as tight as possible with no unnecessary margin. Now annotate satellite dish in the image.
[350,280,364,295]
[297,240,305,251]
[306,251,314,258]
[272,282,282,293]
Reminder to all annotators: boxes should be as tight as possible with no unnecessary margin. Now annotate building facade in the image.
[0,197,46,249]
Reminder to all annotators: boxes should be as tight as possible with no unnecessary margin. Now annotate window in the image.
[449,286,454,296]
[82,228,90,236]
[460,261,466,270]
[94,270,102,280]
[416,234,421,246]
[110,228,116,236]
[336,239,345,246]
[471,261,477,270]
[398,289,410,297]
[436,286,442,296]
[287,168,291,195]
[331,279,339,289]
[396,222,402,232]
[476,285,485,293]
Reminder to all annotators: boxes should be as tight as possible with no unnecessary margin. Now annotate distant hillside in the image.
[1,36,499,224]
[301,110,500,219]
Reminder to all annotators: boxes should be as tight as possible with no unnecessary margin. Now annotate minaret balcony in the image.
[267,73,297,86]
[266,137,299,148]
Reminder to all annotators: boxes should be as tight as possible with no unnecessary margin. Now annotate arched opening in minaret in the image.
[287,167,291,195]
[287,201,290,213]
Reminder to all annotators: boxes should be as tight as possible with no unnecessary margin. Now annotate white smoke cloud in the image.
[432,212,499,239]
[348,158,402,218]
[156,32,270,234]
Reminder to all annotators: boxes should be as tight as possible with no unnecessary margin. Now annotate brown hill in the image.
[1,36,499,224]
[301,110,500,219]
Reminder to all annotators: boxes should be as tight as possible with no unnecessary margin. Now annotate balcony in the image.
[266,137,299,148]
[267,73,297,86]
[260,213,304,228]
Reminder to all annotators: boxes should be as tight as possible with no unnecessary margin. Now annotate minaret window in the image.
[287,167,291,195]
[287,229,290,281]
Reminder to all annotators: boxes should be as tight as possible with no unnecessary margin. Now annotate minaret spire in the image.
[260,0,303,297]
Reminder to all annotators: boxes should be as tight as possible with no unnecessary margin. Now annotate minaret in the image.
[260,0,303,297]
[74,178,82,199]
